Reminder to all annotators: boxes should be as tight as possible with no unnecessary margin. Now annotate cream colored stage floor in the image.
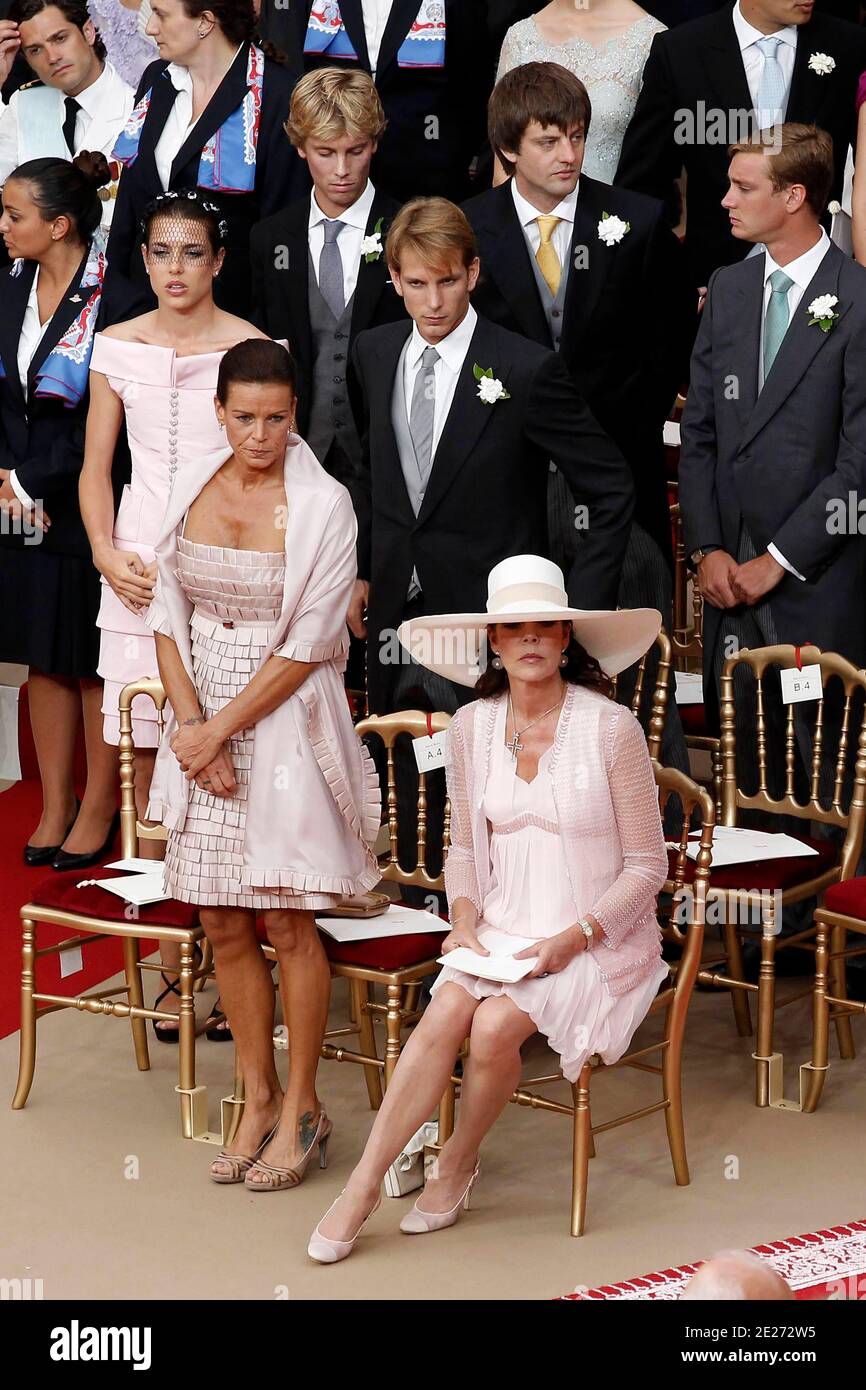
[2,969,864,1301]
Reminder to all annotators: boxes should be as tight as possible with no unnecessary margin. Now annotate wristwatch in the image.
[690,545,719,567]
[578,919,594,950]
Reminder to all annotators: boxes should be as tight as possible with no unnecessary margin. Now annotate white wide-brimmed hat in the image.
[397,555,662,687]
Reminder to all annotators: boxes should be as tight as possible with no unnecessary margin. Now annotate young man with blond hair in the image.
[249,66,405,487]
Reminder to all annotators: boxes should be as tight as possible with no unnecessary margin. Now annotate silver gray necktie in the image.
[319,219,345,319]
[409,345,440,484]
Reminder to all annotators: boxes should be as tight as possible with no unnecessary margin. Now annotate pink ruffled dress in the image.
[163,534,343,910]
[431,698,669,1080]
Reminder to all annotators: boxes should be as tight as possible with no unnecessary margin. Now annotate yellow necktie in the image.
[535,215,562,296]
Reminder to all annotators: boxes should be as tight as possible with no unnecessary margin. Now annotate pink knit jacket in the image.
[444,683,668,997]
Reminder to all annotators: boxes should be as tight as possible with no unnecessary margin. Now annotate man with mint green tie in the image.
[679,124,866,805]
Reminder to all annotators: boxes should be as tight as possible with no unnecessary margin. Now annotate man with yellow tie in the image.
[464,61,694,589]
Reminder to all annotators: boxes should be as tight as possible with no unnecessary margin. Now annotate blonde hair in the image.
[285,68,386,148]
[728,123,834,216]
[386,197,478,273]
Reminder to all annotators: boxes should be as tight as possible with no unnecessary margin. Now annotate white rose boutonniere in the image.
[807,293,839,332]
[361,216,384,262]
[473,364,511,404]
[828,200,842,216]
[808,52,836,75]
[598,211,630,246]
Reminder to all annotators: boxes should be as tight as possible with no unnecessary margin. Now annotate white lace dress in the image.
[496,13,665,183]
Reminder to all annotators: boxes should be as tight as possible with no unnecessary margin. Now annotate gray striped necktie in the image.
[409,345,440,483]
[319,219,345,319]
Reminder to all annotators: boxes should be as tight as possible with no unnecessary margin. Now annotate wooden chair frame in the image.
[803,903,866,1111]
[698,645,866,1109]
[435,766,713,1236]
[12,677,214,1140]
[610,627,673,763]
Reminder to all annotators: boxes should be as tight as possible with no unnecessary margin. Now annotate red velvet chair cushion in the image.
[679,703,709,736]
[26,868,199,930]
[667,835,837,892]
[822,877,866,922]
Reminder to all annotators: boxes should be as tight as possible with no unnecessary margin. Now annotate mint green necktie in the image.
[762,269,794,383]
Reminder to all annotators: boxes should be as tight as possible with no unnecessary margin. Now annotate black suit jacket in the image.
[464,176,694,565]
[297,0,492,202]
[352,313,635,713]
[0,256,144,559]
[106,44,306,318]
[249,187,407,437]
[615,6,866,287]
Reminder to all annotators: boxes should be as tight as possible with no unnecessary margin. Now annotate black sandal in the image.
[205,998,234,1043]
[151,947,203,1044]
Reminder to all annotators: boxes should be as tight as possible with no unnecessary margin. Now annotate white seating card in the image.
[438,935,541,983]
[674,671,704,705]
[667,826,820,868]
[316,904,445,944]
[77,872,170,906]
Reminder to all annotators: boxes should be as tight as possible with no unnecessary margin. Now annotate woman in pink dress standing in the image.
[147,338,380,1189]
[79,189,268,1035]
[308,554,669,1262]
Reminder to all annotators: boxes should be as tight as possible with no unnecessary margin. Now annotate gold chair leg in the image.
[176,936,209,1139]
[351,979,384,1110]
[437,1077,456,1147]
[404,982,422,1014]
[829,924,856,1061]
[383,981,403,1088]
[122,935,150,1072]
[722,920,753,1037]
[195,936,213,993]
[754,920,778,1107]
[662,1017,690,1186]
[11,917,37,1110]
[571,1065,592,1236]
[802,919,831,1114]
[221,1057,245,1148]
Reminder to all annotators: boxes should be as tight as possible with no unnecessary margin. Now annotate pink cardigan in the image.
[444,683,668,996]
[144,436,381,895]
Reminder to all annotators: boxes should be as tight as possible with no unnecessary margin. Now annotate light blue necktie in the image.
[755,35,787,132]
[763,268,794,382]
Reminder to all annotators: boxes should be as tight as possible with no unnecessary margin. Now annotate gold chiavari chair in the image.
[669,502,722,814]
[804,883,866,1111]
[11,677,211,1139]
[693,645,866,1109]
[435,765,713,1236]
[610,627,673,763]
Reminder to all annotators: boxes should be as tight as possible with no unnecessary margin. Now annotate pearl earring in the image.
[560,651,568,666]
[491,654,502,670]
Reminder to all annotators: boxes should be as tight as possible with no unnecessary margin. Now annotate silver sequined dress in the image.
[496,14,665,184]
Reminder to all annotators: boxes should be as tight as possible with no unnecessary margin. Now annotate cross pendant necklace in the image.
[506,690,564,759]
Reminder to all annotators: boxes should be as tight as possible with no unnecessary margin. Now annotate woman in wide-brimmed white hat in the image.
[308,555,670,1262]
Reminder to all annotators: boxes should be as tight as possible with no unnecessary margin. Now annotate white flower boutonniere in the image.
[473,364,511,404]
[828,200,842,216]
[807,293,839,332]
[808,52,836,75]
[598,211,630,246]
[361,216,384,263]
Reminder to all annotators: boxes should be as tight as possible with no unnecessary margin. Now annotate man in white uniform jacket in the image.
[0,0,133,226]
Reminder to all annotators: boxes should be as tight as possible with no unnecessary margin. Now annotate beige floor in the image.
[1,967,865,1302]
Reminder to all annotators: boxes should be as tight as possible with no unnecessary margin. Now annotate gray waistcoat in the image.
[306,249,361,466]
[526,230,571,352]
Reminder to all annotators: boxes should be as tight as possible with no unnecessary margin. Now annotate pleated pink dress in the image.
[431,698,669,1080]
[163,533,342,911]
[90,337,229,747]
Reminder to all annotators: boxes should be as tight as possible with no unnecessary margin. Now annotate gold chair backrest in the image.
[117,676,168,860]
[719,645,866,870]
[655,763,714,1000]
[610,628,672,763]
[670,504,703,672]
[355,709,452,893]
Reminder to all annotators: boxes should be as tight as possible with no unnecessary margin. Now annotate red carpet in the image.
[560,1220,866,1300]
[0,686,127,1041]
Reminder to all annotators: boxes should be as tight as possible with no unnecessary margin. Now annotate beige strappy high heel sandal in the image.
[209,1122,279,1185]
[244,1110,333,1191]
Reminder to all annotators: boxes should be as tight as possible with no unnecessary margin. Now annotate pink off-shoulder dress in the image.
[431,698,669,1080]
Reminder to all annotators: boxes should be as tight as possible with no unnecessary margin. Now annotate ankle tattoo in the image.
[299,1110,317,1152]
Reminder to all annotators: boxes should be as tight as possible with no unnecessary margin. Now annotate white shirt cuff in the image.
[9,470,35,509]
[768,542,806,582]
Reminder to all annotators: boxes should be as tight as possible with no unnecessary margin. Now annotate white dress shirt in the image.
[362,0,393,77]
[732,0,798,116]
[308,180,376,304]
[0,60,132,190]
[402,302,477,457]
[510,178,578,273]
[9,269,51,509]
[153,45,243,191]
[760,228,831,581]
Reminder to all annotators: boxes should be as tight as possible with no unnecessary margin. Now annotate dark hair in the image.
[140,190,229,252]
[10,0,106,61]
[489,61,592,177]
[216,339,297,404]
[180,0,255,46]
[7,150,108,242]
[474,629,613,699]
